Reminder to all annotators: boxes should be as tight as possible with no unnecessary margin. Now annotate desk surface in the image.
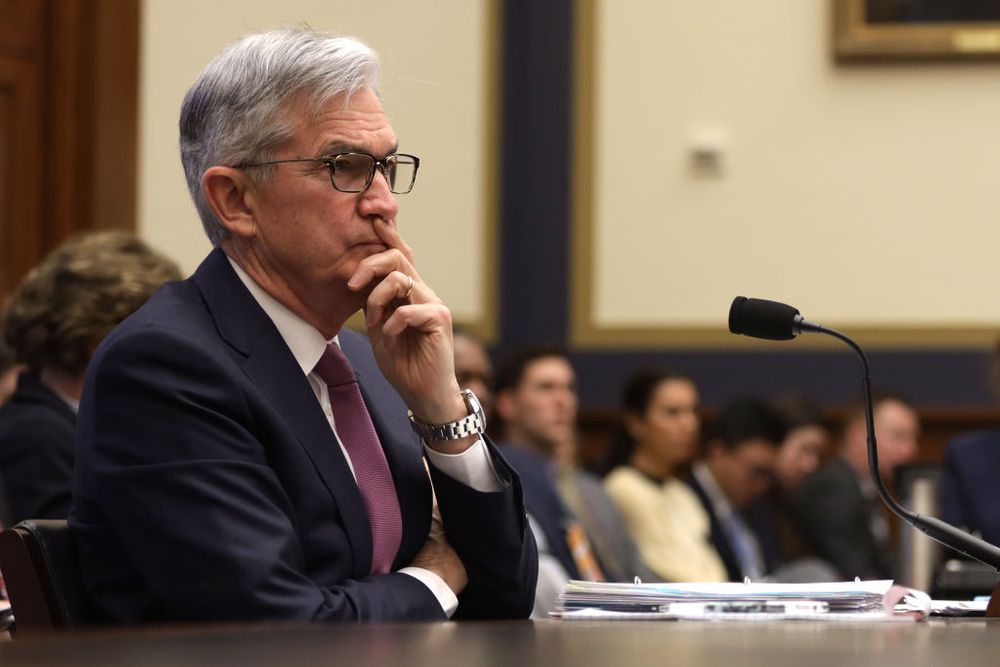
[0,618,997,667]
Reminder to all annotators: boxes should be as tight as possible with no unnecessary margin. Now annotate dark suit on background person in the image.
[686,470,782,582]
[71,249,535,623]
[499,443,581,579]
[791,457,890,580]
[0,372,76,524]
[940,431,1000,548]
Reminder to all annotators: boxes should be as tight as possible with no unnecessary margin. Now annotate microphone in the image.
[728,296,822,340]
[728,295,1000,572]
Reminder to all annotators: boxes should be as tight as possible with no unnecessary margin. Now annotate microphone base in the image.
[988,581,1000,618]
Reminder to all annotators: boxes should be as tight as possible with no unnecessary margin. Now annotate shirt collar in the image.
[692,461,735,522]
[227,255,335,375]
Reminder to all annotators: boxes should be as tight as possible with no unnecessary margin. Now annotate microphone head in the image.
[729,296,802,341]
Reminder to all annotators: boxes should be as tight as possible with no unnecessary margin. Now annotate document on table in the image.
[897,598,989,617]
[553,579,925,622]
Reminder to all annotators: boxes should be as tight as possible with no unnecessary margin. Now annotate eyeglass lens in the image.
[332,154,416,194]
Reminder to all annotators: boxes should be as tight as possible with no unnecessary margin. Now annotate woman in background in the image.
[603,370,728,582]
[768,396,831,562]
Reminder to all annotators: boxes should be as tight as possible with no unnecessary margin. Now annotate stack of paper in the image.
[553,579,918,621]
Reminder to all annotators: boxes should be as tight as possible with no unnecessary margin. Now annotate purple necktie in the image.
[314,342,402,575]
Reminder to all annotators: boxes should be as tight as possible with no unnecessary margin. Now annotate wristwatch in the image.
[408,389,487,442]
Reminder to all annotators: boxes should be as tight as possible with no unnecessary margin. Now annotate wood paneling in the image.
[0,0,138,300]
[0,0,45,298]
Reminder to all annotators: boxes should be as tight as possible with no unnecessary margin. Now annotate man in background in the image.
[0,231,179,526]
[687,399,787,582]
[493,346,655,614]
[792,392,920,580]
[453,329,495,425]
[767,396,832,562]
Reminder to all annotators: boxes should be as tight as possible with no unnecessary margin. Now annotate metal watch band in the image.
[408,389,487,442]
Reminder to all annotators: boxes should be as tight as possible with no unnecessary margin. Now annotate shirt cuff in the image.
[423,438,503,492]
[399,567,458,618]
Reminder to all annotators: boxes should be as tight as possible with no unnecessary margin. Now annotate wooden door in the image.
[0,0,138,299]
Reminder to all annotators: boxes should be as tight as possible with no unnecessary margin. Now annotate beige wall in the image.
[137,0,496,335]
[577,0,1000,346]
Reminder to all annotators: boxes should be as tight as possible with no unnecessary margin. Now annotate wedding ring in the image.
[403,275,414,299]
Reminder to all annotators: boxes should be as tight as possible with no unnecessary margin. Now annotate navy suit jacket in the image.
[70,248,536,623]
[498,444,581,579]
[0,372,77,525]
[940,431,1000,548]
[686,472,782,582]
[790,457,889,580]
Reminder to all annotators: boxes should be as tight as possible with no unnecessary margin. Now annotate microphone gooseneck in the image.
[728,295,1000,571]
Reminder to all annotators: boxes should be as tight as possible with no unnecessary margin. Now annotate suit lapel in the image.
[191,250,373,578]
[688,474,741,581]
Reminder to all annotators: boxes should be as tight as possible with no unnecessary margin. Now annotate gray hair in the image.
[180,27,381,245]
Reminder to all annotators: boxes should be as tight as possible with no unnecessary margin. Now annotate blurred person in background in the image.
[792,391,920,580]
[0,231,180,524]
[493,347,654,616]
[493,346,592,616]
[452,329,495,426]
[0,338,22,407]
[686,399,786,582]
[603,370,727,582]
[767,396,834,565]
[772,396,830,493]
[939,336,1000,550]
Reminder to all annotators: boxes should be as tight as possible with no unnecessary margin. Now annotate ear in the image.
[202,166,259,239]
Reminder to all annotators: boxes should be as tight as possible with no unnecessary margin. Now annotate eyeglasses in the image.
[235,152,420,194]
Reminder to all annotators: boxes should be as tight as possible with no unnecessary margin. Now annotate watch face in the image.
[463,389,486,429]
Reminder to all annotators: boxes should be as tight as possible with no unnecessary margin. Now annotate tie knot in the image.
[314,342,356,388]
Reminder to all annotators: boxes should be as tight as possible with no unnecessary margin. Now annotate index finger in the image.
[346,248,417,292]
[373,217,415,264]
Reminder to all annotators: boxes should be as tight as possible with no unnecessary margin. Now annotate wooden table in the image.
[0,618,997,666]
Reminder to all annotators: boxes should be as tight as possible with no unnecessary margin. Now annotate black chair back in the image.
[0,519,97,634]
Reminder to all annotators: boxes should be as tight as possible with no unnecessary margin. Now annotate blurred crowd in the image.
[452,332,999,617]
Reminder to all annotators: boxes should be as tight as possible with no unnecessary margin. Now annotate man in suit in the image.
[70,28,536,623]
[686,400,786,582]
[493,347,655,604]
[792,392,919,580]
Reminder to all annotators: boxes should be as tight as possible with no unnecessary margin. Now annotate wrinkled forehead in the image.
[277,86,396,152]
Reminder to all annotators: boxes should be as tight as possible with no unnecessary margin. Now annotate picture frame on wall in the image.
[833,0,1000,60]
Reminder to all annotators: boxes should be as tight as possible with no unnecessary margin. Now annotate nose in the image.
[357,167,398,221]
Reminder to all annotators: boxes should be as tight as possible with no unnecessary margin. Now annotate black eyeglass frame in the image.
[234,152,420,194]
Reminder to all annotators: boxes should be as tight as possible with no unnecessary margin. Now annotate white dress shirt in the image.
[229,258,502,617]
